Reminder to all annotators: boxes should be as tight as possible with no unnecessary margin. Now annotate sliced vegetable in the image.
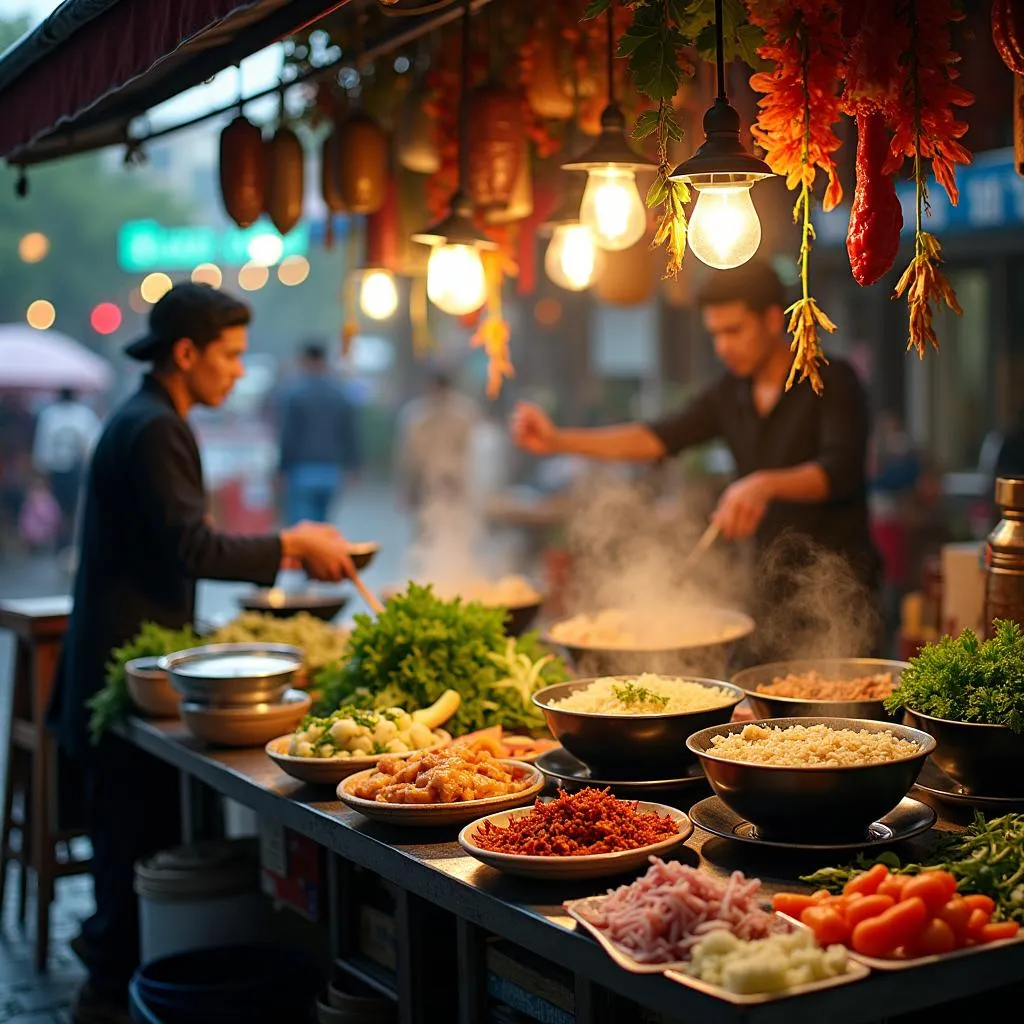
[800,905,850,947]
[901,871,958,915]
[844,862,889,897]
[903,917,957,957]
[850,897,928,958]
[845,894,896,928]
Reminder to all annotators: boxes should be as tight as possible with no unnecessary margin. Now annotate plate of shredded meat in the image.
[336,746,544,826]
[564,859,786,972]
[458,788,692,879]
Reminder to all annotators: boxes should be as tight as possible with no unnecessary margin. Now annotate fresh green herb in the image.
[884,619,1024,732]
[612,682,670,711]
[312,583,567,733]
[801,812,1024,923]
[87,622,199,744]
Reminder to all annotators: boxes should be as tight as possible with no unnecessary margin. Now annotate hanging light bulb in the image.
[687,182,762,270]
[668,0,774,270]
[410,1,495,313]
[544,224,602,292]
[577,168,647,251]
[561,1,656,252]
[358,269,399,320]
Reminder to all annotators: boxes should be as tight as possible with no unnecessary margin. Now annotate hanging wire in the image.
[457,0,471,193]
[714,0,726,101]
[605,0,616,109]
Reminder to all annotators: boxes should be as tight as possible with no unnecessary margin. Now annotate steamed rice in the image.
[547,674,735,715]
[707,723,921,767]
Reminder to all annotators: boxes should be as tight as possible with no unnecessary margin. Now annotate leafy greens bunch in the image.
[312,583,567,734]
[87,621,199,743]
[884,619,1024,732]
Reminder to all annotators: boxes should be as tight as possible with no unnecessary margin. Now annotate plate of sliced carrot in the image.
[448,725,561,763]
[772,864,1021,970]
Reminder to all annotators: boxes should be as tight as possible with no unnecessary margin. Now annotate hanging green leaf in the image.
[582,0,612,20]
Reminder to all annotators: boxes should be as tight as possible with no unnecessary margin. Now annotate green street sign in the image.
[118,219,311,272]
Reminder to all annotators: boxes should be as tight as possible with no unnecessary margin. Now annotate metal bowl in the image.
[532,676,744,780]
[903,708,1024,797]
[731,658,908,723]
[686,716,935,842]
[124,656,181,718]
[502,598,543,637]
[542,607,754,679]
[180,689,311,748]
[347,541,380,571]
[159,643,304,706]
[237,588,349,621]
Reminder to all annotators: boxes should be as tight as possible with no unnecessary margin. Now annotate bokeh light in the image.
[90,302,122,335]
[140,272,173,303]
[128,287,148,314]
[191,263,223,288]
[238,262,270,291]
[247,233,284,266]
[18,232,49,263]
[26,299,55,330]
[277,255,310,286]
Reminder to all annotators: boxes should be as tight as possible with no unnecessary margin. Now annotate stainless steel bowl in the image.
[903,708,1024,797]
[686,716,936,842]
[542,608,755,679]
[160,642,303,706]
[532,676,744,780]
[731,658,908,722]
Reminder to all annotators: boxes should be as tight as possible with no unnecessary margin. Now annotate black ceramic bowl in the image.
[686,716,935,841]
[731,658,908,723]
[543,608,755,680]
[347,541,380,571]
[237,589,349,622]
[502,599,543,637]
[902,708,1024,798]
[532,676,744,780]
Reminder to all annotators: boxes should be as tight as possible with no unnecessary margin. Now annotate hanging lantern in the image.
[265,125,304,235]
[466,82,524,210]
[218,115,266,229]
[320,123,347,215]
[485,139,533,224]
[592,235,656,306]
[337,111,389,214]
[395,83,440,174]
[526,35,574,121]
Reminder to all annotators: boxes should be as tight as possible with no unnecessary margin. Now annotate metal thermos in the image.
[983,477,1024,637]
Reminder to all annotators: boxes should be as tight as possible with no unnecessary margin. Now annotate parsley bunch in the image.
[884,619,1024,732]
[312,583,567,733]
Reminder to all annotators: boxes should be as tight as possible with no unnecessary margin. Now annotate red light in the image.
[90,302,122,335]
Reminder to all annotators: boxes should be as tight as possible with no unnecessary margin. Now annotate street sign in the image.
[117,219,312,272]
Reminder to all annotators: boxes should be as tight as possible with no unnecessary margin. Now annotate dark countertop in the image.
[117,716,1024,1024]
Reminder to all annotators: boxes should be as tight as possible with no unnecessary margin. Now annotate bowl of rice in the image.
[532,674,744,779]
[685,717,936,841]
[543,607,754,679]
[730,658,909,723]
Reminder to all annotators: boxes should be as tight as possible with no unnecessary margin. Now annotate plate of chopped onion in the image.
[336,746,544,826]
[458,787,692,880]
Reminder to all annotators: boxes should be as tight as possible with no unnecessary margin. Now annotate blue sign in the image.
[814,147,1024,245]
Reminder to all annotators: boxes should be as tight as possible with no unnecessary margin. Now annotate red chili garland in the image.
[470,787,679,856]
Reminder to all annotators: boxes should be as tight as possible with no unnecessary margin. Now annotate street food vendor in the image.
[49,283,357,1024]
[511,260,882,609]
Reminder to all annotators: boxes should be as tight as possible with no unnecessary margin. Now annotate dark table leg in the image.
[179,771,223,844]
[456,918,489,1024]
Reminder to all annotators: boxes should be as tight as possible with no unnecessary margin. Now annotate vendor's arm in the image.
[713,362,868,539]
[133,417,283,584]
[511,385,721,462]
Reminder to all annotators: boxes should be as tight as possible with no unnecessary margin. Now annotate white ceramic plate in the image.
[265,730,452,786]
[662,960,870,1005]
[459,801,692,880]
[337,759,544,826]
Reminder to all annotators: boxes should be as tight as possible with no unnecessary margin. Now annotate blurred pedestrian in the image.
[276,341,362,526]
[32,387,101,548]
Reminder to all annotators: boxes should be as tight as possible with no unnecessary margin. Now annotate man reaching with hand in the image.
[510,260,882,599]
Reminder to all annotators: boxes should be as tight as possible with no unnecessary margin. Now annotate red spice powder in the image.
[470,787,679,856]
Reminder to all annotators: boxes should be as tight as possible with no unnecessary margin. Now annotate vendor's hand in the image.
[511,402,558,455]
[712,472,775,541]
[280,521,357,582]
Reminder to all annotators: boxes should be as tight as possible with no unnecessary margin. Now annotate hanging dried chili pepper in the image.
[842,3,905,287]
[747,0,845,394]
[471,249,518,399]
[886,0,973,357]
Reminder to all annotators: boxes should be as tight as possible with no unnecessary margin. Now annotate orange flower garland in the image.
[747,0,846,394]
[886,0,973,357]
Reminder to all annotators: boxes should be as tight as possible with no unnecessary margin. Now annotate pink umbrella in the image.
[0,324,114,392]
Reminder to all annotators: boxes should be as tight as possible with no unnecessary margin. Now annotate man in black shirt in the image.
[511,260,881,608]
[52,283,358,1024]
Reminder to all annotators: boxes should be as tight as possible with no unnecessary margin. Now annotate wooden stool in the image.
[0,595,91,972]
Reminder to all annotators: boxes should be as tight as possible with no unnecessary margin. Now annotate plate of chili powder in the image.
[458,786,693,880]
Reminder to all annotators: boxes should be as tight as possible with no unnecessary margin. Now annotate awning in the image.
[0,325,114,392]
[0,0,353,166]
